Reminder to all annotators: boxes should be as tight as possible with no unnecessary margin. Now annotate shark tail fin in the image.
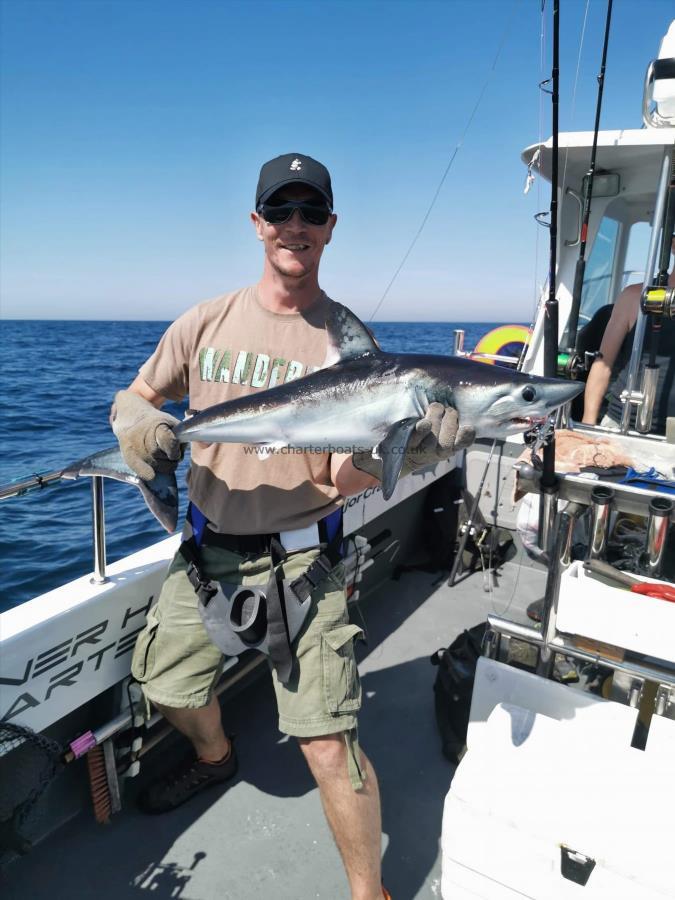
[62,446,179,533]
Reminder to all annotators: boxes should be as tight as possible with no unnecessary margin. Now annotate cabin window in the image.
[622,221,651,291]
[578,216,619,325]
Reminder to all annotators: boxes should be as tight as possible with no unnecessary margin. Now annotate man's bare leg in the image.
[300,735,382,900]
[154,696,231,761]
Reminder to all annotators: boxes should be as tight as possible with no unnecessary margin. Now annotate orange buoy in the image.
[470,324,531,368]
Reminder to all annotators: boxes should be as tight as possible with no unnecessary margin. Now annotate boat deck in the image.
[3,553,545,900]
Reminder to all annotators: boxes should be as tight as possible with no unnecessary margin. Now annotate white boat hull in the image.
[0,460,456,732]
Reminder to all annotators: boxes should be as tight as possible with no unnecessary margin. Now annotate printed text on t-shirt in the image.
[198,347,320,388]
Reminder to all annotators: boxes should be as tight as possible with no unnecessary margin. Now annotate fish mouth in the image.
[501,414,547,432]
[510,415,544,427]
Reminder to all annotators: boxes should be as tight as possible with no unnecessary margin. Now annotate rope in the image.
[560,0,590,200]
[367,2,519,322]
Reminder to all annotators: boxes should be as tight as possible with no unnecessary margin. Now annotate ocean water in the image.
[0,319,506,611]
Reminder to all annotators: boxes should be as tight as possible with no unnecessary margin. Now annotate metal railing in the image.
[452,329,524,367]
[485,470,675,710]
[0,470,109,584]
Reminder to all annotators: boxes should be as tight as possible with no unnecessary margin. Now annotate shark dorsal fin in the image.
[322,302,379,367]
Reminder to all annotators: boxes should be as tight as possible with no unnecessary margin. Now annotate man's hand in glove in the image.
[405,403,474,469]
[352,403,475,480]
[111,390,182,482]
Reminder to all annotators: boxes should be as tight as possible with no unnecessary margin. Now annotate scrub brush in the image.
[85,741,121,824]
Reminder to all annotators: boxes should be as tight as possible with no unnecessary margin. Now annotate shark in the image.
[64,303,583,531]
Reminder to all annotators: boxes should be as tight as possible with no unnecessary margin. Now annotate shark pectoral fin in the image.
[321,302,380,367]
[61,446,179,533]
[378,418,419,501]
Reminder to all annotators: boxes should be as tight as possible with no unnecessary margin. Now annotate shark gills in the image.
[64,304,583,531]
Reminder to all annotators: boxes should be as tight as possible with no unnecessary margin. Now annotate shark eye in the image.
[521,385,537,402]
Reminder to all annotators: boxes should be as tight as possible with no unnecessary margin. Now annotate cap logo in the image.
[290,158,302,171]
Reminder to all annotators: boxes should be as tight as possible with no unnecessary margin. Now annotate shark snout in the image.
[540,378,585,410]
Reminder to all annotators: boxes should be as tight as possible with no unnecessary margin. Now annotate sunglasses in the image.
[257,200,332,226]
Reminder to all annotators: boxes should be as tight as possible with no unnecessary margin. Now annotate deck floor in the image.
[3,553,544,900]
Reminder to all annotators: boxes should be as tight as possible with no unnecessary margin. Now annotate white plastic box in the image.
[556,560,675,663]
[442,658,675,899]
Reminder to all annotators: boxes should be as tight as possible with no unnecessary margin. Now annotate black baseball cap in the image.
[255,153,333,209]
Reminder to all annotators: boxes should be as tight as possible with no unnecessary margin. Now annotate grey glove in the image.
[110,390,182,481]
[353,403,475,479]
[405,403,475,469]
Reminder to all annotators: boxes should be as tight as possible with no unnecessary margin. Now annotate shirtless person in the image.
[583,244,675,431]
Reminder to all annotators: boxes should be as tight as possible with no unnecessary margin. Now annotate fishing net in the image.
[0,721,64,861]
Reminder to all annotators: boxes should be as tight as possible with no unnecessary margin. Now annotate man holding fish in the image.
[110,153,463,900]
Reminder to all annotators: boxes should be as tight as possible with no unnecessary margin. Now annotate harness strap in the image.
[265,537,294,684]
[180,503,344,685]
[290,530,344,602]
[180,535,219,607]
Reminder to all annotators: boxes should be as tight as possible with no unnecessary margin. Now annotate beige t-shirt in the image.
[140,286,342,534]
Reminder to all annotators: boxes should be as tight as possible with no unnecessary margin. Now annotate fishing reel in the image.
[523,417,556,470]
[641,285,675,319]
[556,350,601,379]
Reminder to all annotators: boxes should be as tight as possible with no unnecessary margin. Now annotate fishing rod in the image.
[0,469,65,500]
[448,440,497,588]
[637,153,675,432]
[648,158,675,357]
[565,0,613,355]
[538,0,560,557]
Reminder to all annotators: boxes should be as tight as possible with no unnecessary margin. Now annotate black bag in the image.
[430,622,486,764]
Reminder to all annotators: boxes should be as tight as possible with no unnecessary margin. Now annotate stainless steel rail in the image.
[451,328,522,366]
[0,469,109,582]
[91,477,108,584]
[487,613,675,690]
[516,462,675,522]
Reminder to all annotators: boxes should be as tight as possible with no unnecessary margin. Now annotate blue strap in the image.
[187,502,209,548]
[619,467,675,495]
[322,506,344,544]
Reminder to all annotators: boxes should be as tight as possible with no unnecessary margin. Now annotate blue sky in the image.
[1,0,673,322]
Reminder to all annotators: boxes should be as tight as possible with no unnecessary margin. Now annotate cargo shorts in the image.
[131,542,366,785]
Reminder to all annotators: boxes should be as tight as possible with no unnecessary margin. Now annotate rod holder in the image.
[537,502,585,678]
[90,476,108,585]
[636,365,659,434]
[588,486,614,560]
[644,496,673,579]
[452,329,465,356]
[560,501,585,566]
[537,487,558,557]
